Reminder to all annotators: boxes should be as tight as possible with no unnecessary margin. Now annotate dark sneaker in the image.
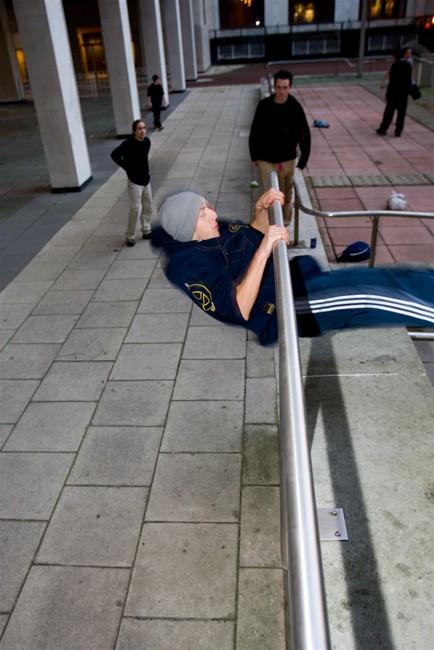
[126,238,135,247]
[142,232,152,240]
[376,128,386,135]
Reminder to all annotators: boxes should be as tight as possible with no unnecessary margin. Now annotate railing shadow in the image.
[304,334,394,648]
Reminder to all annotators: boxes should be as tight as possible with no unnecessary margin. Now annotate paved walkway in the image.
[0,73,433,649]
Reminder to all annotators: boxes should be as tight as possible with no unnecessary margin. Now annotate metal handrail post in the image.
[269,172,331,649]
[293,192,300,246]
[369,214,380,268]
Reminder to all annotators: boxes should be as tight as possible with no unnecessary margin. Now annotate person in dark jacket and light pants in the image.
[111,119,153,246]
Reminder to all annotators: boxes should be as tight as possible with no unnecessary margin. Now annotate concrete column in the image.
[0,1,25,102]
[192,0,211,72]
[98,0,141,136]
[161,0,186,91]
[264,0,288,26]
[12,0,91,190]
[137,0,168,98]
[179,0,197,81]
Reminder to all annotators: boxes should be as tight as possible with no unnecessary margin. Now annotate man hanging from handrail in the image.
[151,188,434,345]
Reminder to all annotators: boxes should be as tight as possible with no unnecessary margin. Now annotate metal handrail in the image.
[292,181,434,268]
[269,171,331,649]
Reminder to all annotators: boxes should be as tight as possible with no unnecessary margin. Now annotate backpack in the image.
[336,241,371,263]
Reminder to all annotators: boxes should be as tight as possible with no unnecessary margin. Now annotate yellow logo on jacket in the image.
[186,283,216,312]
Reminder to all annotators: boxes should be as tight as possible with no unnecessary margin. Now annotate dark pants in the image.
[152,106,162,129]
[379,97,408,135]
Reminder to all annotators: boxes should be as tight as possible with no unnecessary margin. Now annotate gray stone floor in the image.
[0,83,433,649]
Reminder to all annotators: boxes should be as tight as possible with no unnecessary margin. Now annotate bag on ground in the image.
[336,241,371,263]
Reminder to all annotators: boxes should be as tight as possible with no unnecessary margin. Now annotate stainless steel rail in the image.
[292,180,434,268]
[269,171,331,649]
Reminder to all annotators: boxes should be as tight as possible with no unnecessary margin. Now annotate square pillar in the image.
[162,0,186,91]
[12,0,92,190]
[180,0,197,81]
[98,0,141,136]
[137,0,168,98]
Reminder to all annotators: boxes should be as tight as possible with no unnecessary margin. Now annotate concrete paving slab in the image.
[105,258,156,279]
[173,359,245,400]
[0,566,129,650]
[51,268,107,292]
[125,312,189,343]
[245,377,278,424]
[92,277,148,302]
[92,379,173,427]
[76,300,138,328]
[13,261,71,282]
[110,343,182,380]
[4,401,94,452]
[33,361,111,401]
[0,281,53,305]
[0,616,7,638]
[300,328,426,377]
[0,303,34,329]
[0,452,73,519]
[10,314,78,344]
[236,568,285,650]
[68,250,119,271]
[68,426,162,486]
[4,402,94,452]
[240,486,280,567]
[183,325,247,359]
[242,424,279,486]
[137,287,192,313]
[116,618,234,650]
[161,400,243,452]
[0,330,11,350]
[0,379,39,424]
[125,522,238,618]
[33,244,81,264]
[32,289,93,315]
[0,521,46,611]
[146,453,241,522]
[36,486,147,567]
[0,343,60,379]
[246,339,276,378]
[0,425,12,448]
[57,327,127,361]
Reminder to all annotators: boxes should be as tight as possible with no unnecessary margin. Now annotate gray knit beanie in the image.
[159,191,204,242]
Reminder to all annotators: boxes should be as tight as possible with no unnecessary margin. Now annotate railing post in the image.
[293,191,300,246]
[369,214,380,268]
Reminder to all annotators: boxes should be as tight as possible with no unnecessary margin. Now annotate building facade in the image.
[0,0,433,191]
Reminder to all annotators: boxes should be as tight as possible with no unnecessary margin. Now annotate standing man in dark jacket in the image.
[111,119,153,246]
[377,47,412,137]
[249,69,311,226]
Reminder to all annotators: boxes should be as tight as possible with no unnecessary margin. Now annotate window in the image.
[290,0,334,25]
[367,0,403,19]
[219,0,264,29]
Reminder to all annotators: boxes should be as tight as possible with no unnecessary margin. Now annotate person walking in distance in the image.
[377,47,412,137]
[249,69,311,226]
[147,74,165,131]
[110,119,153,246]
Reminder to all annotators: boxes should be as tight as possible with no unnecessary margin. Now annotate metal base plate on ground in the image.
[317,508,348,541]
